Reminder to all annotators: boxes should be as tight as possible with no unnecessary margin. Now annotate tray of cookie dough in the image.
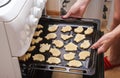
[19,17,101,75]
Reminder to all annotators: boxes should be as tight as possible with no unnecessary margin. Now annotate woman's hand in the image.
[62,0,91,18]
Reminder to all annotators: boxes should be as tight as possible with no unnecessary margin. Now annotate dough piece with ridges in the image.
[45,33,57,40]
[28,46,36,52]
[52,40,64,48]
[47,57,61,64]
[39,43,51,53]
[34,30,43,37]
[32,54,45,62]
[61,25,72,32]
[63,52,75,60]
[79,51,90,60]
[67,60,82,67]
[80,40,91,49]
[61,34,73,40]
[74,26,84,33]
[49,48,61,57]
[64,42,78,51]
[74,34,86,43]
[19,53,31,61]
[84,27,93,35]
[37,24,43,29]
[32,37,43,45]
[48,25,58,32]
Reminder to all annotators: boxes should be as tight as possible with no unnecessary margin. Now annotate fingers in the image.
[62,11,71,18]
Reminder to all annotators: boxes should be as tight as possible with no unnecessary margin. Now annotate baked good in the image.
[37,24,43,29]
[34,30,43,37]
[47,57,61,64]
[67,60,82,67]
[49,48,61,57]
[74,26,84,33]
[45,33,57,40]
[39,43,51,53]
[19,53,31,61]
[79,51,90,60]
[84,27,93,35]
[48,25,58,32]
[80,40,91,49]
[61,34,73,40]
[64,42,78,51]
[63,52,75,60]
[28,46,36,52]
[74,34,86,43]
[61,25,72,32]
[32,54,45,62]
[52,40,64,48]
[32,37,43,45]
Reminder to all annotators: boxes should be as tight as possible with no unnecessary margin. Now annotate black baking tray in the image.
[20,17,101,75]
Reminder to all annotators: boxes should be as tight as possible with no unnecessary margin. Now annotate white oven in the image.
[0,0,47,78]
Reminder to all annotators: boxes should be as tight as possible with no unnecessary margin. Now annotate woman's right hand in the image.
[62,0,91,18]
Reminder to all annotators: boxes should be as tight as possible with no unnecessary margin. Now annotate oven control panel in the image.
[2,0,47,56]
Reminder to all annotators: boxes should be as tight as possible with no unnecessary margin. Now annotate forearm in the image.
[77,0,91,5]
[111,0,120,30]
[110,24,120,39]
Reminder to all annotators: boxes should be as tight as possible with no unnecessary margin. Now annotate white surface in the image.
[0,0,9,6]
[0,22,17,78]
[0,0,27,22]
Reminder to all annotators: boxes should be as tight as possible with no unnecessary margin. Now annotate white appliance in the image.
[0,0,47,78]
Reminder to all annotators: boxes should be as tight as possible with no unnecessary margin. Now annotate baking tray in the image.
[20,17,101,75]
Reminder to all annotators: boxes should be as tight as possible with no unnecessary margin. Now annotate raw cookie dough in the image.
[28,46,36,52]
[48,25,58,32]
[79,51,90,60]
[34,30,43,37]
[61,34,73,40]
[37,24,43,29]
[84,27,93,35]
[52,40,64,48]
[19,53,31,61]
[47,57,61,64]
[74,26,84,33]
[64,42,78,51]
[63,52,75,60]
[61,25,72,32]
[45,33,57,40]
[49,48,61,57]
[32,37,43,45]
[32,54,45,62]
[74,34,86,43]
[67,60,82,67]
[80,40,91,49]
[39,43,51,53]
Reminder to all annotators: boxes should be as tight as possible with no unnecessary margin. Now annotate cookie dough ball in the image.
[49,48,61,57]
[61,25,72,32]
[67,60,82,67]
[74,26,84,33]
[45,33,57,40]
[47,57,61,64]
[84,27,93,35]
[63,52,75,60]
[28,46,36,52]
[48,25,58,32]
[52,40,64,48]
[79,51,90,60]
[19,53,31,61]
[80,40,91,49]
[64,42,78,51]
[61,34,73,40]
[32,54,45,62]
[37,24,43,29]
[39,43,51,53]
[74,34,86,43]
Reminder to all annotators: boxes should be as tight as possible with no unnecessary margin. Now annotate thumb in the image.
[62,11,71,18]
